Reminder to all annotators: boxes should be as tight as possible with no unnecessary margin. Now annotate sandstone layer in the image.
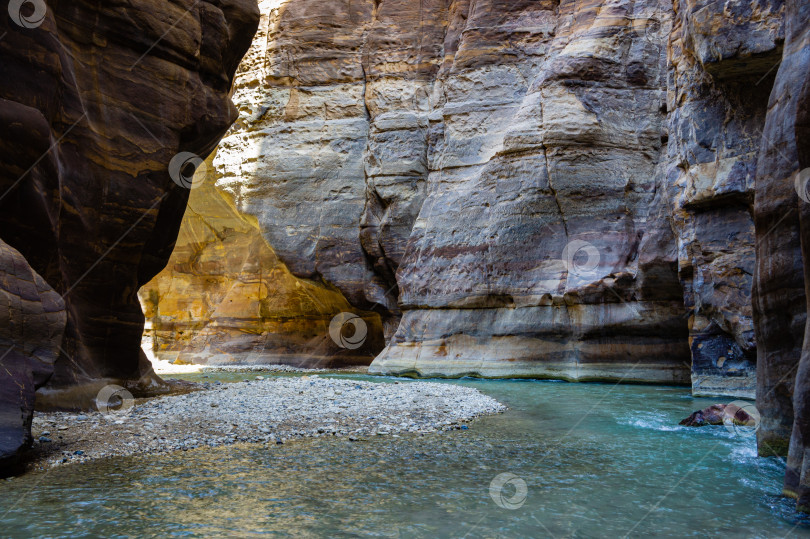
[752,0,808,458]
[667,0,784,397]
[0,0,259,413]
[181,0,695,384]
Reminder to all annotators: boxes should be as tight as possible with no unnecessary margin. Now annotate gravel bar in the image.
[27,376,505,469]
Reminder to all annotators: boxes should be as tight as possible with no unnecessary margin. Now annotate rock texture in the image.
[166,0,792,393]
[667,0,784,397]
[766,0,810,510]
[372,0,693,381]
[753,0,808,459]
[198,0,694,383]
[139,155,384,367]
[678,403,756,427]
[0,240,65,473]
[0,0,259,409]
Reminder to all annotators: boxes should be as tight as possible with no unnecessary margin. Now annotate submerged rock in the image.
[679,404,755,427]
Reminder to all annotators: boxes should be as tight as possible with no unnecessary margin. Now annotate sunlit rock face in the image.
[138,156,384,367]
[208,0,689,383]
[0,240,65,473]
[214,0,446,336]
[0,0,259,408]
[667,0,784,398]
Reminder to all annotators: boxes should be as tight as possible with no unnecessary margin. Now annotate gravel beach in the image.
[26,376,505,470]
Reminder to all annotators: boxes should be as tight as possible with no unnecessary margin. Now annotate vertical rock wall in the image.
[667,0,784,397]
[0,240,65,473]
[757,0,810,510]
[372,0,693,381]
[0,0,259,412]
[753,0,807,457]
[156,0,791,394]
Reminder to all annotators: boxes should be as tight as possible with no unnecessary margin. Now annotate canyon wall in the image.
[371,0,692,382]
[756,0,810,510]
[0,0,258,470]
[0,240,65,472]
[156,0,789,395]
[667,0,784,397]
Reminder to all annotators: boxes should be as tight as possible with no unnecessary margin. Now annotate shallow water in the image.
[2,376,809,538]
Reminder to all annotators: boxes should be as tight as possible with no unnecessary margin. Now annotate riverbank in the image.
[25,376,505,471]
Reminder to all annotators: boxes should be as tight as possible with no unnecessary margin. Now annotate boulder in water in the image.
[679,404,755,427]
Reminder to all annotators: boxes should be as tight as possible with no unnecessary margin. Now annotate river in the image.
[1,375,808,537]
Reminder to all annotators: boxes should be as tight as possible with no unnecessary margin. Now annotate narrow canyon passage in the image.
[1,0,810,535]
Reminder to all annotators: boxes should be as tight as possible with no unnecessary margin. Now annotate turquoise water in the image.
[1,376,809,538]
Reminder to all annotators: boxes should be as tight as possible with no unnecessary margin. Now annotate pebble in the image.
[29,377,505,468]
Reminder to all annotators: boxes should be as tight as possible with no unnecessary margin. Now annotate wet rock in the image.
[678,404,754,427]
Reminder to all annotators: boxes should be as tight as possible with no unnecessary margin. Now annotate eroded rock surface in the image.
[0,0,259,408]
[181,0,791,391]
[770,0,810,509]
[0,240,65,473]
[203,0,694,383]
[667,0,784,397]
[372,0,694,381]
[678,403,755,427]
[752,0,808,458]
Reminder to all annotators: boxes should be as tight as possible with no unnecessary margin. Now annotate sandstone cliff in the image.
[668,0,784,398]
[0,0,259,407]
[753,0,810,510]
[0,0,259,471]
[166,0,784,392]
[0,240,64,473]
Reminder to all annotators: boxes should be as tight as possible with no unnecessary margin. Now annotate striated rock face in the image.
[176,0,784,391]
[771,0,810,508]
[753,0,808,458]
[138,156,384,367]
[0,0,259,407]
[0,240,65,473]
[203,0,694,383]
[214,0,446,331]
[667,0,784,398]
[372,0,693,381]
